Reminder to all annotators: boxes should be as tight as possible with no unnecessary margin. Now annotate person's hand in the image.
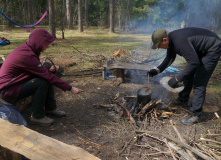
[148,69,158,77]
[168,77,179,88]
[70,87,83,94]
[49,65,59,72]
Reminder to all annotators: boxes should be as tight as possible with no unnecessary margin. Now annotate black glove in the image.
[168,77,180,88]
[148,69,158,77]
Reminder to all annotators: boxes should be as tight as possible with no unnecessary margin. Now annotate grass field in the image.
[0,25,186,70]
[0,26,150,57]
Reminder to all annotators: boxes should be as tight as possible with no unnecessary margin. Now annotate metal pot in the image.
[136,87,152,106]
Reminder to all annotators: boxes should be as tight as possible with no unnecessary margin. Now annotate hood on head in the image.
[27,28,55,56]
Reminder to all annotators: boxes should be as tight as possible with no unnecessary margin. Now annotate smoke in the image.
[174,0,221,31]
[120,0,221,99]
[129,0,221,33]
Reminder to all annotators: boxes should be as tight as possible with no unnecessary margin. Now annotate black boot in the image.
[180,113,201,125]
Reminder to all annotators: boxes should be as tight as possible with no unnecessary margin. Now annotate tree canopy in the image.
[0,0,221,33]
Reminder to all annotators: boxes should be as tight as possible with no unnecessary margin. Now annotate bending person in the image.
[148,27,221,125]
[0,28,82,126]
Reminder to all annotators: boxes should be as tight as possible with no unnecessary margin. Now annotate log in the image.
[139,99,161,115]
[0,146,22,160]
[0,118,100,160]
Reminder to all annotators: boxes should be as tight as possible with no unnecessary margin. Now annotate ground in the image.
[21,62,221,160]
[1,27,220,160]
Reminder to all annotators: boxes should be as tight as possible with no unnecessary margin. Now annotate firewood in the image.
[214,112,220,119]
[164,139,177,160]
[135,130,212,160]
[195,143,220,160]
[160,111,173,118]
[168,142,192,160]
[92,104,112,108]
[138,100,156,115]
[170,120,197,160]
[114,92,119,100]
[139,99,161,115]
[199,137,221,145]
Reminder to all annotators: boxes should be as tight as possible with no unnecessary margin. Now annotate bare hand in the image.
[49,65,59,72]
[70,87,83,94]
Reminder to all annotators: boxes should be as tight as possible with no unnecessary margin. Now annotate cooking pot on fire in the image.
[136,87,151,106]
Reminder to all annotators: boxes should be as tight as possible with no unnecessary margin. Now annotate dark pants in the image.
[17,78,56,118]
[178,50,221,116]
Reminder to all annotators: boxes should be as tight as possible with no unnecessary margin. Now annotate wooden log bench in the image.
[0,118,100,160]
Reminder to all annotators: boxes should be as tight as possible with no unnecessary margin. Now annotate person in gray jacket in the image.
[148,27,221,125]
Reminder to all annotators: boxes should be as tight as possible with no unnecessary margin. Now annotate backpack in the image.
[0,37,10,46]
[0,103,27,126]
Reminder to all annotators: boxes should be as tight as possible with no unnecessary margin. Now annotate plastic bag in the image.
[0,103,27,126]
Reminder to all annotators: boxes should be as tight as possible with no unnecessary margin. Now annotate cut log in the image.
[0,118,100,160]
[0,146,22,160]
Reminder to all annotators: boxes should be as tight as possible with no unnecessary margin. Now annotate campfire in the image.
[95,90,175,124]
[93,90,220,160]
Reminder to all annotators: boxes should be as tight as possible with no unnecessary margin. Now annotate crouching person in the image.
[0,28,82,126]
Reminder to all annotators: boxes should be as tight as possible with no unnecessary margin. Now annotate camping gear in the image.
[137,87,152,106]
[0,9,47,32]
[0,103,27,126]
[43,57,64,78]
[160,76,184,93]
[137,73,151,105]
[0,37,10,46]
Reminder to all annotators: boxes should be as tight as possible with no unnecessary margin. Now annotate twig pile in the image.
[95,94,221,159]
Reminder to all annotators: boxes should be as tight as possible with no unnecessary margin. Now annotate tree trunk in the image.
[28,0,33,24]
[6,0,13,28]
[126,0,130,31]
[49,0,56,38]
[85,0,89,28]
[109,0,115,33]
[78,0,83,32]
[66,0,73,29]
[62,0,65,39]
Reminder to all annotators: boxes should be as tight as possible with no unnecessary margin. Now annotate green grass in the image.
[0,26,151,58]
[0,25,220,99]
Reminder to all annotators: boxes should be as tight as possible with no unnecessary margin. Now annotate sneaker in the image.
[30,116,54,126]
[172,99,188,108]
[180,113,201,125]
[46,108,66,117]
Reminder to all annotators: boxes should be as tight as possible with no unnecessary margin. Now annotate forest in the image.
[1,0,221,36]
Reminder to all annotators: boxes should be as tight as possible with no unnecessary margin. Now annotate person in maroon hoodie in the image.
[0,28,83,126]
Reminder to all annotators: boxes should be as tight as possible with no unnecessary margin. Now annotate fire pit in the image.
[94,91,175,123]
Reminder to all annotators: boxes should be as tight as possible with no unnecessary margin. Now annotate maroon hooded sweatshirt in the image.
[0,28,71,102]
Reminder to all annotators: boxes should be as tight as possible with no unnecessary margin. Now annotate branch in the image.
[168,142,192,160]
[135,130,212,160]
[170,120,197,160]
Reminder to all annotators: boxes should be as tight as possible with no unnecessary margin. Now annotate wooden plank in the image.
[104,62,154,70]
[0,118,100,160]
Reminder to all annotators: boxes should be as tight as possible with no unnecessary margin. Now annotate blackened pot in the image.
[137,87,151,106]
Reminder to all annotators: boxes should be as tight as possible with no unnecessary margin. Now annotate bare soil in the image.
[21,65,221,160]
